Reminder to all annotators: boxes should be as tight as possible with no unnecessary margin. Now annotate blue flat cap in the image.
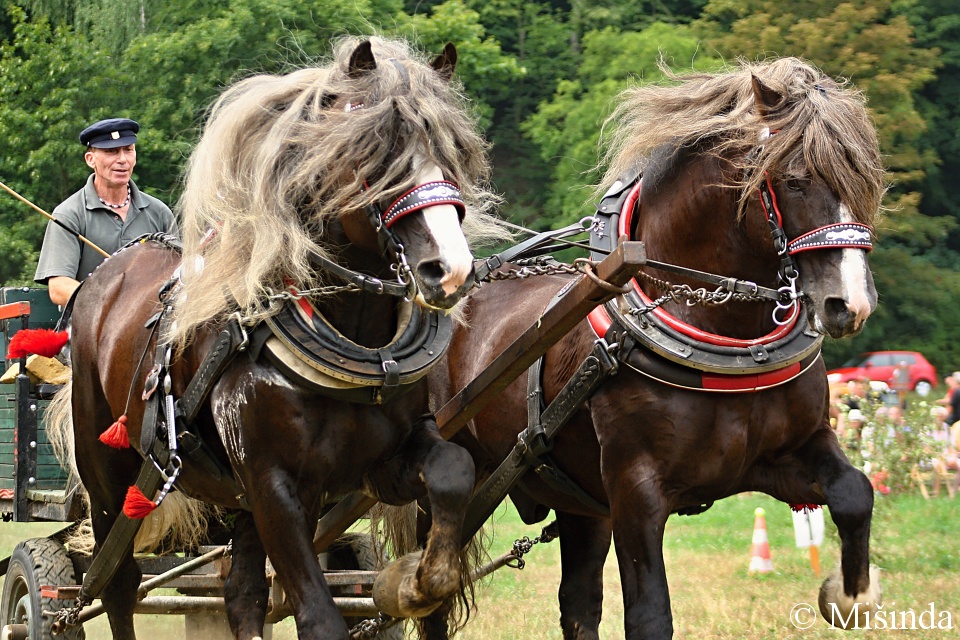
[79,118,139,149]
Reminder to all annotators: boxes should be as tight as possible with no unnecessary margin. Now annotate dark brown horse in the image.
[427,58,886,638]
[54,38,504,640]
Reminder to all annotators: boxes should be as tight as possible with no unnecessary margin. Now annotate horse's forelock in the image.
[602,58,886,226]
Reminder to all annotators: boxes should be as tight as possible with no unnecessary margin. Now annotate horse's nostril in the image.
[417,259,448,286]
[823,297,850,322]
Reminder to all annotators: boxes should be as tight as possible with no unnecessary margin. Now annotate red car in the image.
[827,351,938,396]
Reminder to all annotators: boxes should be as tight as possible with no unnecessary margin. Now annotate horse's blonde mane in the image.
[602,57,886,225]
[173,36,503,346]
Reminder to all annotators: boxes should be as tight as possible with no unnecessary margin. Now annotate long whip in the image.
[0,179,110,258]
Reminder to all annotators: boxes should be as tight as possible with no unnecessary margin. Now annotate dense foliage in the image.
[1,0,957,373]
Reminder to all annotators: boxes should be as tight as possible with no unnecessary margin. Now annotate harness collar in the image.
[263,285,453,404]
[587,173,835,392]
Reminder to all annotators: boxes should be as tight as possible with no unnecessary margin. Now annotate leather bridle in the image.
[756,173,873,325]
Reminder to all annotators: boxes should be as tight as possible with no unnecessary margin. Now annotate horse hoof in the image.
[372,551,443,619]
[818,565,882,629]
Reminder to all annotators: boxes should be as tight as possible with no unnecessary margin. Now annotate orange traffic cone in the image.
[748,507,773,574]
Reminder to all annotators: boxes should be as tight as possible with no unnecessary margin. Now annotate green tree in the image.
[468,1,579,221]
[0,4,126,283]
[904,0,960,255]
[523,22,721,226]
[393,0,524,129]
[696,0,941,242]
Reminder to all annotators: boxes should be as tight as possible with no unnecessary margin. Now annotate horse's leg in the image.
[602,467,672,640]
[795,428,880,628]
[224,511,269,640]
[72,362,142,639]
[371,419,475,618]
[556,511,612,640]
[213,370,347,639]
[247,468,347,639]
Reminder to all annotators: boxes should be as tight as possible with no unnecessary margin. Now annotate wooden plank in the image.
[0,301,30,321]
[312,241,646,553]
[0,463,13,490]
[436,240,644,439]
[1,287,62,327]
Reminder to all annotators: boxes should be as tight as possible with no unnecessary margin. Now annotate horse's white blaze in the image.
[836,204,873,327]
[416,162,472,295]
[422,205,472,294]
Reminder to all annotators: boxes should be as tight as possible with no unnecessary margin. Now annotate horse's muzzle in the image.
[812,295,875,339]
[415,261,476,310]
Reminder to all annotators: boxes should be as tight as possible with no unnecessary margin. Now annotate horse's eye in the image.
[786,178,809,192]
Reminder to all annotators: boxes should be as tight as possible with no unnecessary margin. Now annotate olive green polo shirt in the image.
[34,175,179,284]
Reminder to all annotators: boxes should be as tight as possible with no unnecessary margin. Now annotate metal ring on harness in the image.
[574,259,632,294]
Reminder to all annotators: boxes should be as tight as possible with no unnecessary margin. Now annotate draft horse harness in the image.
[467,167,874,523]
[56,179,468,627]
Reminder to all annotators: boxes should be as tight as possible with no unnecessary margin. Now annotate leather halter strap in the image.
[788,222,873,254]
[756,171,874,258]
[381,180,466,228]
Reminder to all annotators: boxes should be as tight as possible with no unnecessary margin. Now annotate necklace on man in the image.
[98,184,131,209]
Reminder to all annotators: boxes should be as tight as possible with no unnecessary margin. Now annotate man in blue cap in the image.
[34,117,179,305]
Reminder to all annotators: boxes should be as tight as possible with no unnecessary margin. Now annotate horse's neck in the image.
[316,226,400,348]
[638,171,779,339]
[320,294,399,347]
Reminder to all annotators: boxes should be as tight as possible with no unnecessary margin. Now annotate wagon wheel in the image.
[327,532,404,640]
[1,538,85,640]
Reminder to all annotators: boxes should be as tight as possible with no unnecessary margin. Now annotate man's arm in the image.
[48,276,81,307]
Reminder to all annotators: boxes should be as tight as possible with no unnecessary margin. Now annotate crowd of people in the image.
[830,372,960,498]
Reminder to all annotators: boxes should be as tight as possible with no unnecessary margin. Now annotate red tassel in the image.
[99,415,130,449]
[6,328,69,359]
[122,485,157,519]
[789,503,821,513]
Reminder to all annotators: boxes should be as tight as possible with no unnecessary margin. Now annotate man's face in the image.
[85,144,137,189]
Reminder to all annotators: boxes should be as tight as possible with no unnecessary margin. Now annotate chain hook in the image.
[390,242,418,301]
[772,273,800,326]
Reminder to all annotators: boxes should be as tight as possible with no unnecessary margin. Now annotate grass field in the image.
[2,492,958,638]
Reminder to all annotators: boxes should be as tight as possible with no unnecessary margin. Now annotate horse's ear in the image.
[348,40,377,78]
[751,74,782,119]
[430,43,457,81]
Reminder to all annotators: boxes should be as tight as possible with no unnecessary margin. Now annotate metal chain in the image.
[49,595,90,630]
[263,242,412,303]
[505,522,559,570]
[481,257,583,282]
[264,282,362,301]
[624,270,779,318]
[636,270,774,306]
[349,614,398,639]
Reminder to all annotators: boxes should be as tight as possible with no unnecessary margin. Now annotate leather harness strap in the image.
[460,340,619,540]
[177,317,247,425]
[381,180,465,227]
[78,459,164,603]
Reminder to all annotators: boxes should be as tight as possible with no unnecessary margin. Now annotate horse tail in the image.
[46,382,79,480]
[46,378,218,555]
[65,494,218,556]
[372,503,488,637]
